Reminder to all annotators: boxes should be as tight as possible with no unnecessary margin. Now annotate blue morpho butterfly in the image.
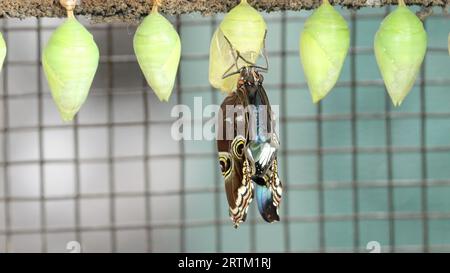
[216,33,283,228]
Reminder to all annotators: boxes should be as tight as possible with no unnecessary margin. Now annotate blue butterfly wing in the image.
[254,160,282,223]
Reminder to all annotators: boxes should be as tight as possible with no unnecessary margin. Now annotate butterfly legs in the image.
[221,30,269,79]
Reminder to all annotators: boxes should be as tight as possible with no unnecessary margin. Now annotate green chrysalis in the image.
[134,3,181,102]
[374,0,427,106]
[0,33,6,72]
[42,18,99,121]
[209,0,267,93]
[299,0,350,103]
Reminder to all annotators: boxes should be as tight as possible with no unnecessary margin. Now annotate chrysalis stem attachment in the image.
[152,0,162,13]
[323,0,330,5]
[59,0,76,18]
[398,0,406,7]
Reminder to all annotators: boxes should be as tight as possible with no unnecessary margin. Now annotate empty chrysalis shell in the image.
[42,18,99,121]
[209,28,239,93]
[0,33,6,72]
[374,0,427,106]
[209,0,267,93]
[134,8,181,102]
[299,0,350,103]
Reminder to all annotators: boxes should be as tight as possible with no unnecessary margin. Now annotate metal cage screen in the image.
[0,7,449,253]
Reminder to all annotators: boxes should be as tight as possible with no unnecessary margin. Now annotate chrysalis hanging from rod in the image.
[134,0,181,102]
[209,0,267,93]
[299,0,350,103]
[374,0,427,106]
[0,32,6,72]
[42,0,99,121]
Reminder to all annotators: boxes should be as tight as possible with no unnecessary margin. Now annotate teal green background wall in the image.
[0,6,448,253]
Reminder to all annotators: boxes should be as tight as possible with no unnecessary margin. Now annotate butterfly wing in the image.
[245,82,277,176]
[217,92,253,228]
[254,156,283,223]
[248,83,283,223]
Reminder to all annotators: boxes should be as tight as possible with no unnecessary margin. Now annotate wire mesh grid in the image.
[0,7,449,253]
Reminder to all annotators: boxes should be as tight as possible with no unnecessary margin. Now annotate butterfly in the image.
[216,36,283,228]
